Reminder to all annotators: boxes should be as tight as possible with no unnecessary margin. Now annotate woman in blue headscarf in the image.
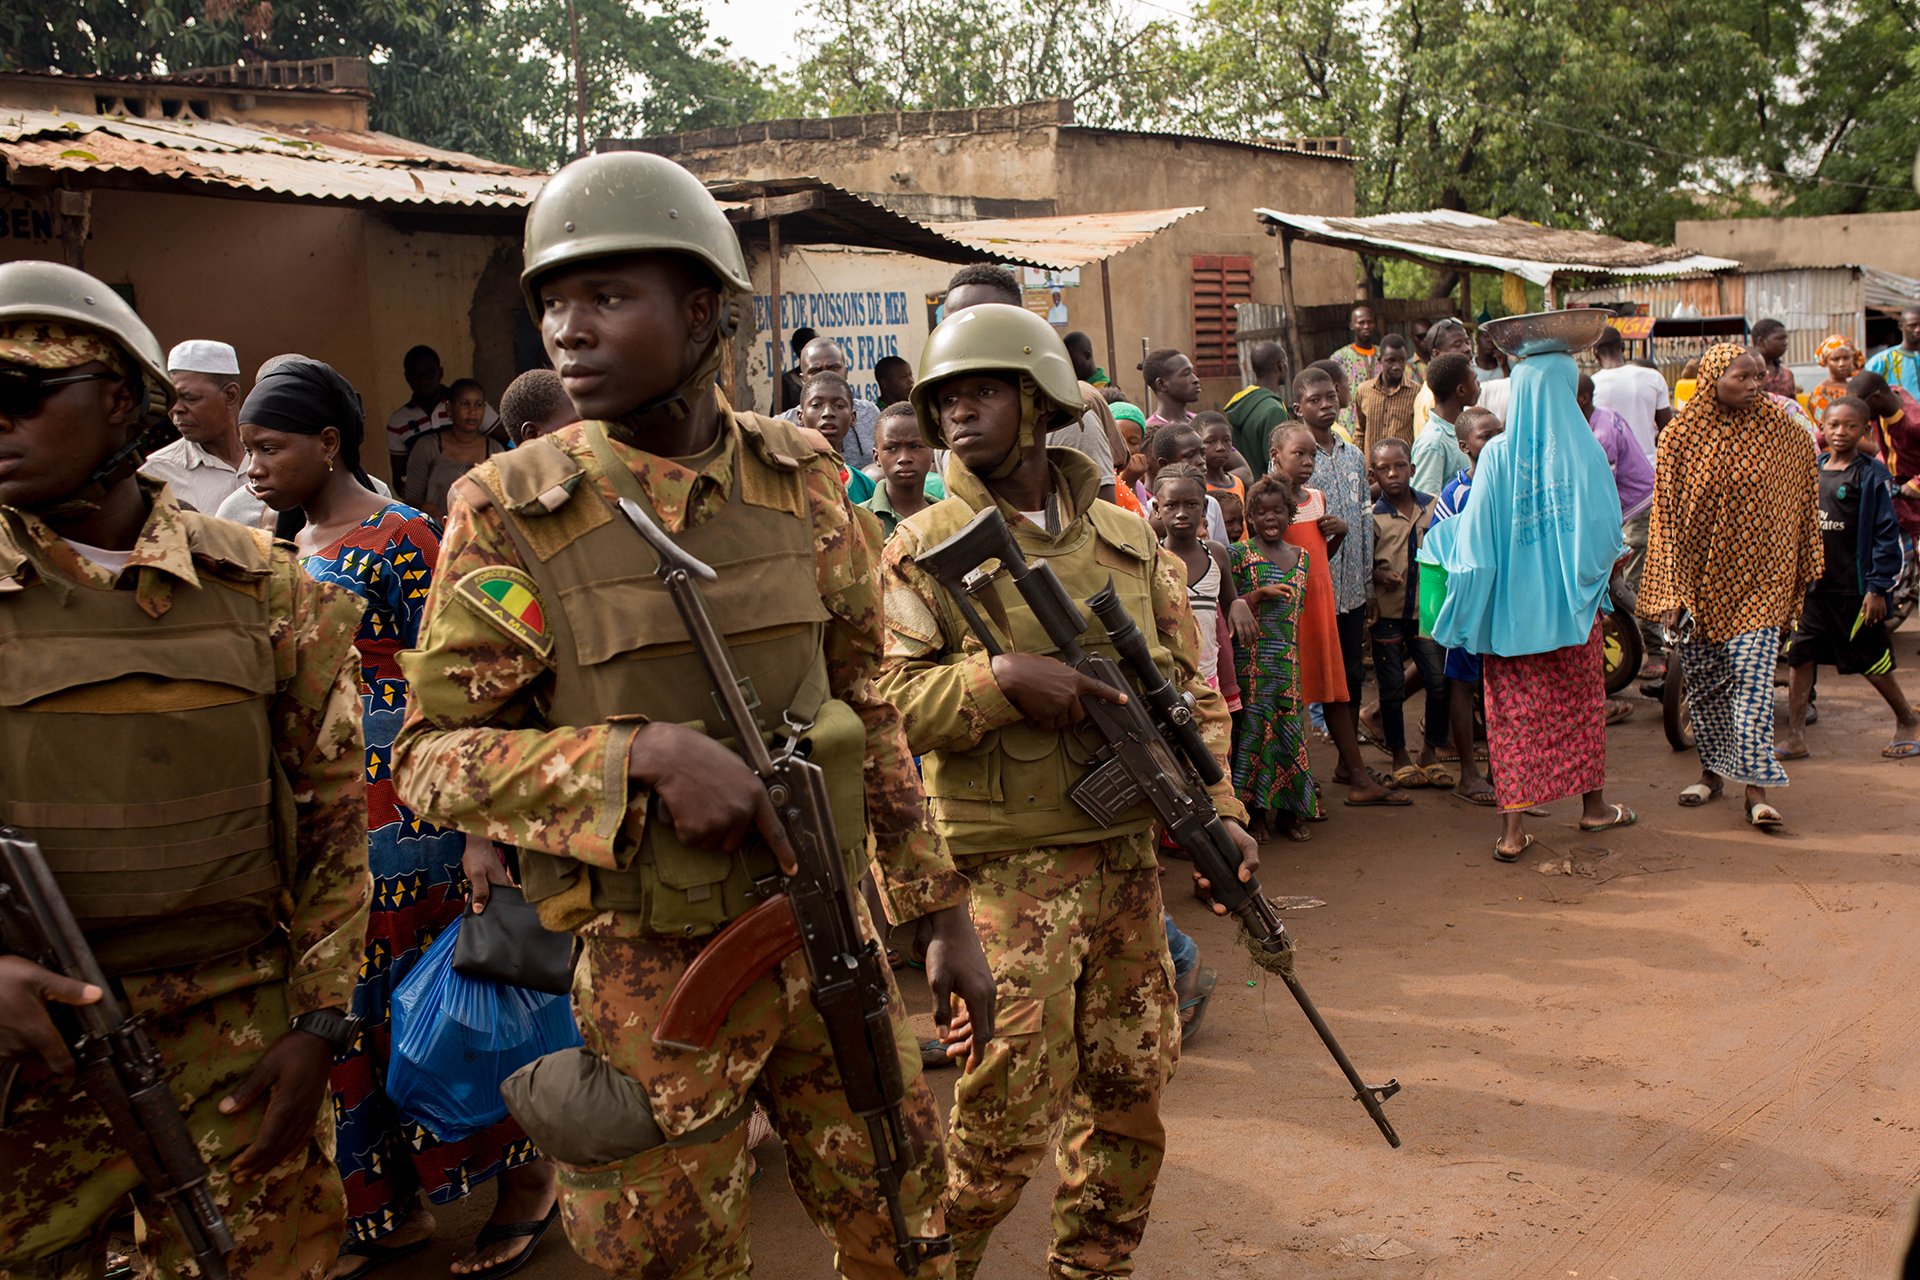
[1423,342,1636,861]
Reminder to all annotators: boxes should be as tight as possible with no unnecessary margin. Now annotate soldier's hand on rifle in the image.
[0,954,101,1072]
[220,1022,333,1180]
[989,653,1129,732]
[628,722,799,874]
[1191,820,1261,917]
[916,905,996,1070]
[463,832,515,914]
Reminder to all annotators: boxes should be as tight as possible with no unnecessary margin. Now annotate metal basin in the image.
[1481,308,1616,359]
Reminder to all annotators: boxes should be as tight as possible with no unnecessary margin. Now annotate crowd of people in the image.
[2,144,1917,1280]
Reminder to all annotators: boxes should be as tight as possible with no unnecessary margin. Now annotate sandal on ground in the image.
[1882,739,1920,759]
[1773,746,1810,761]
[1279,822,1313,842]
[1678,782,1723,807]
[1493,833,1536,863]
[1579,803,1638,833]
[458,1205,559,1280]
[1451,785,1497,807]
[1344,789,1413,807]
[333,1238,431,1280]
[1391,764,1432,789]
[920,1038,955,1070]
[1746,800,1784,830]
[1178,968,1218,1045]
[1420,762,1458,789]
[1604,699,1635,725]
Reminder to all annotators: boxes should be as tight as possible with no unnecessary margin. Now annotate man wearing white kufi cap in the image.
[140,338,246,513]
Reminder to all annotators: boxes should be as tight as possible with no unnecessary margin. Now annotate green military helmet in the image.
[0,260,173,425]
[520,151,752,315]
[910,302,1082,449]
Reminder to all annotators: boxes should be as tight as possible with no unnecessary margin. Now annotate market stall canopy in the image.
[0,106,541,212]
[1253,207,1740,287]
[928,206,1205,270]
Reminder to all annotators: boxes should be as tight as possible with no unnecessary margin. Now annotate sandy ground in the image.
[428,665,1920,1280]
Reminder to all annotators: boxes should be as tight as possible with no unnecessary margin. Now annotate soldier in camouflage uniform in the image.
[389,151,996,1279]
[0,261,372,1279]
[875,304,1258,1279]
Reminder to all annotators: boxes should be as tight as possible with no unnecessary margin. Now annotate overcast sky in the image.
[698,0,819,70]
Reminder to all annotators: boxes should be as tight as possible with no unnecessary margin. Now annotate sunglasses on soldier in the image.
[0,368,119,419]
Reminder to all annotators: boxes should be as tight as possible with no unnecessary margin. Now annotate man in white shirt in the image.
[141,339,247,513]
[1589,326,1671,463]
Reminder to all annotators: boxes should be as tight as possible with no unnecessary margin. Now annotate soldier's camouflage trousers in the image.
[0,981,346,1280]
[555,901,951,1279]
[944,840,1178,1280]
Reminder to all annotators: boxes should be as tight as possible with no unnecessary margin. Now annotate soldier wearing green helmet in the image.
[877,303,1258,1278]
[390,150,995,1279]
[0,262,373,1278]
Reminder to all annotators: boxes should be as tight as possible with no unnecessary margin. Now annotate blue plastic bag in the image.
[387,915,583,1143]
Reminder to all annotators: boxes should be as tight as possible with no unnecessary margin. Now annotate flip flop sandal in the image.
[335,1237,431,1280]
[1882,740,1920,759]
[1604,699,1635,725]
[1774,747,1811,761]
[1343,790,1414,807]
[1579,803,1638,833]
[1421,762,1458,789]
[462,1205,560,1280]
[1451,786,1497,807]
[1391,764,1432,789]
[1178,969,1218,1045]
[1746,801,1785,830]
[920,1038,955,1070]
[1493,833,1536,863]
[1678,783,1723,807]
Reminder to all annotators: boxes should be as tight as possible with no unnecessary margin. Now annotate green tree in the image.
[0,0,775,170]
[778,0,1172,125]
[1777,0,1920,213]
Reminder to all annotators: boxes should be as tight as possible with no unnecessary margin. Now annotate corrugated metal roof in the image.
[1862,266,1920,313]
[707,176,997,264]
[928,207,1204,270]
[0,107,540,209]
[1254,207,1740,287]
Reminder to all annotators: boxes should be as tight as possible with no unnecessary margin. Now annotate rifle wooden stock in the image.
[652,894,804,1051]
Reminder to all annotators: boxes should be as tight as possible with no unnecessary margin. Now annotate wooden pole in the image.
[1276,230,1305,377]
[1100,258,1118,388]
[567,0,586,157]
[768,216,784,414]
[1459,270,1471,323]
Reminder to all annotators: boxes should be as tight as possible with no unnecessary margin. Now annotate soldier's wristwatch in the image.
[290,1007,362,1051]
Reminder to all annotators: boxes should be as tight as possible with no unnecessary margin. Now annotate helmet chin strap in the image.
[985,378,1049,481]
[24,404,159,522]
[605,303,735,448]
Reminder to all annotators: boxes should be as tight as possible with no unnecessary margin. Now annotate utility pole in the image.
[567,0,587,157]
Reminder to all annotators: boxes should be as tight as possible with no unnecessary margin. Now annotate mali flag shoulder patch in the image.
[453,566,554,658]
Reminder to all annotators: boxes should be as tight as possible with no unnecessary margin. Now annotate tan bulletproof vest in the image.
[472,417,868,937]
[0,511,293,976]
[911,493,1169,859]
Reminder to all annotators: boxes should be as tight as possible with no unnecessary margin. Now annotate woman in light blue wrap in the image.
[1422,345,1636,861]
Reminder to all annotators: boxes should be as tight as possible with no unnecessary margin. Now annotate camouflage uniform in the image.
[878,448,1246,1279]
[391,405,968,1279]
[0,483,372,1280]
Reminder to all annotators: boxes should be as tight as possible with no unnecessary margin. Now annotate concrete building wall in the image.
[647,112,1357,411]
[1675,211,1920,278]
[1,189,522,483]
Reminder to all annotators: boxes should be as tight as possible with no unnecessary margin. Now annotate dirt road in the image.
[434,672,1920,1279]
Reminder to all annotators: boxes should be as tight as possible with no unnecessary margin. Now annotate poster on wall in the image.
[1023,266,1079,328]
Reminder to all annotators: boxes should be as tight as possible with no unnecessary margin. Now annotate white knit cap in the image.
[166,339,241,376]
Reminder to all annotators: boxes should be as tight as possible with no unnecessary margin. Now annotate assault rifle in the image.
[914,507,1404,1148]
[611,498,952,1277]
[0,828,235,1279]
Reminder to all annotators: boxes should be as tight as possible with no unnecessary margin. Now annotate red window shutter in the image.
[1190,254,1254,377]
